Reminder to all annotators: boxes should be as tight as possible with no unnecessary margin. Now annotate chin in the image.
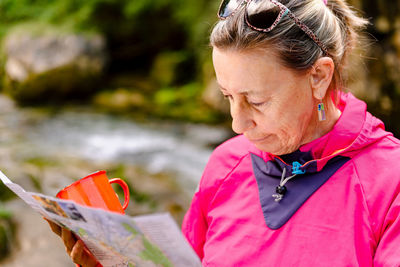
[253,142,297,156]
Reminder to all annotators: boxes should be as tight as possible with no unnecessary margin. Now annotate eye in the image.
[249,101,267,108]
[223,94,233,100]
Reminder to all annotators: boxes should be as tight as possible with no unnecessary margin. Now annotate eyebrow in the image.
[218,84,228,92]
[218,84,263,97]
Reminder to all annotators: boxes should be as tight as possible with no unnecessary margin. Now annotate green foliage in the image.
[151,51,194,87]
[93,82,225,123]
[0,0,218,43]
[0,184,15,202]
[154,83,199,107]
[0,207,15,260]
[108,165,153,204]
[152,83,223,123]
[0,209,12,220]
[25,157,57,168]
[0,0,224,123]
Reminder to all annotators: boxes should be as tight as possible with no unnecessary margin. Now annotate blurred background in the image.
[0,0,399,266]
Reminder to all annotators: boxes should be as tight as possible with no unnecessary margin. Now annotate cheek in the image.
[254,86,313,133]
[268,100,312,138]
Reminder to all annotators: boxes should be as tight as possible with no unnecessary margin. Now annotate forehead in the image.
[212,47,293,94]
[212,47,280,69]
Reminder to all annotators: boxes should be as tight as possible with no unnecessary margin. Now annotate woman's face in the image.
[213,47,319,155]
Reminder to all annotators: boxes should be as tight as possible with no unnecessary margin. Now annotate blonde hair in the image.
[211,0,369,98]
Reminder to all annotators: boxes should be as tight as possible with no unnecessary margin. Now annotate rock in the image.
[1,200,72,267]
[0,94,16,115]
[93,88,148,112]
[2,26,107,104]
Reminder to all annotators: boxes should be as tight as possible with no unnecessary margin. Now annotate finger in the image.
[44,218,62,236]
[70,239,85,265]
[71,240,99,267]
[61,228,77,254]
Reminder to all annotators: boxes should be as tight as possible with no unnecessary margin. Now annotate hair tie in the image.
[323,0,328,5]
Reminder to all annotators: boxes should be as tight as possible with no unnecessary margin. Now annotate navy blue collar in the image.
[268,150,317,176]
[251,151,350,229]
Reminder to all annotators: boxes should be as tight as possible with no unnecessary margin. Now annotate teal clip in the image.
[282,9,289,19]
[292,161,305,175]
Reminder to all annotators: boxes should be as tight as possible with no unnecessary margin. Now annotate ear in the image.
[309,57,335,100]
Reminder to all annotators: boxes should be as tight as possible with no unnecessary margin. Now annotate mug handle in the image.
[109,178,130,210]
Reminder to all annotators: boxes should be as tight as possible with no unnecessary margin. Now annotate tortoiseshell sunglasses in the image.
[218,0,330,55]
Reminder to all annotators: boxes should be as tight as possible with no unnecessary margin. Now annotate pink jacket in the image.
[182,93,400,266]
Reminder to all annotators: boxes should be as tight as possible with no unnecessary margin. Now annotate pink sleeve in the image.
[182,188,207,260]
[373,192,400,266]
[181,136,249,260]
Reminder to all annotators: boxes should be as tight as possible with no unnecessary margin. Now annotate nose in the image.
[230,100,255,134]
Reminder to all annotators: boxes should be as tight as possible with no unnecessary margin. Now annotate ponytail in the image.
[326,0,369,70]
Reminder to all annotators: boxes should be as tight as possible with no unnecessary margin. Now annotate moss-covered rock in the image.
[93,84,226,123]
[93,88,149,113]
[2,25,107,105]
[151,83,226,123]
[4,63,104,105]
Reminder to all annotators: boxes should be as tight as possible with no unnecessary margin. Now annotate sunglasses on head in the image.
[218,0,329,56]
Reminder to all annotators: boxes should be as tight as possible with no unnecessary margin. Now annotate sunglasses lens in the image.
[219,0,243,18]
[247,0,282,30]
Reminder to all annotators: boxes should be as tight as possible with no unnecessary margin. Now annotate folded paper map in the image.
[0,171,201,267]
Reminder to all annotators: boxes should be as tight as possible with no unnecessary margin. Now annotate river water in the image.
[26,110,230,191]
[1,93,231,191]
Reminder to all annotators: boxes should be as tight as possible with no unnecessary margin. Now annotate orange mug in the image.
[56,170,128,267]
[56,170,130,214]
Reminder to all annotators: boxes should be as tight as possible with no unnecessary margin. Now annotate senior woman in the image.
[184,0,400,266]
[48,0,400,266]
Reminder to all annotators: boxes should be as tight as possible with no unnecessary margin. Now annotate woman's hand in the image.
[45,219,100,267]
